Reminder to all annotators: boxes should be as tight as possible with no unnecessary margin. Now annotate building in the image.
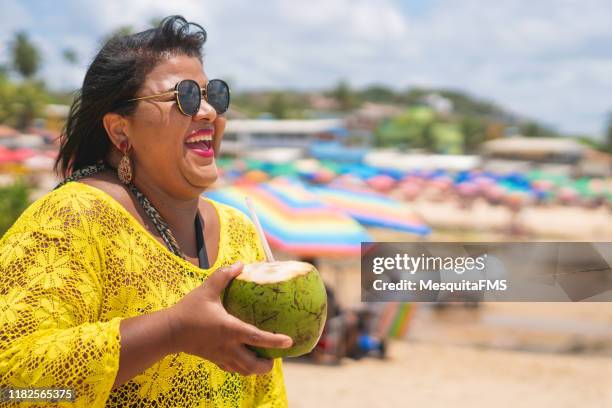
[480,136,611,177]
[222,118,347,155]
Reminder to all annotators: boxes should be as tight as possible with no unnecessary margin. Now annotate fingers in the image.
[230,317,293,349]
[232,345,275,376]
[204,262,243,296]
[216,347,274,376]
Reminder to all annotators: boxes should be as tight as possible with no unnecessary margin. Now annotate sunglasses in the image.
[128,79,230,115]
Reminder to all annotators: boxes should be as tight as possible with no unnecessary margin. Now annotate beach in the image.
[282,221,612,408]
[284,340,612,407]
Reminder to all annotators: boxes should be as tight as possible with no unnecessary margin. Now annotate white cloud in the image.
[1,0,611,136]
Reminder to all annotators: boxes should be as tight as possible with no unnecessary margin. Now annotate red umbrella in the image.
[10,148,36,162]
[0,146,13,163]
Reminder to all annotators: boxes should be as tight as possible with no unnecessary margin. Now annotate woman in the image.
[0,16,291,407]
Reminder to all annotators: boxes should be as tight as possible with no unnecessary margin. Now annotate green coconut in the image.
[223,261,327,358]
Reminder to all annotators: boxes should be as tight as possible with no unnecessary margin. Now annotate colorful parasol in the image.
[307,184,431,235]
[205,180,371,257]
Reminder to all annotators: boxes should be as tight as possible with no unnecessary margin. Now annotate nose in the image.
[193,97,217,122]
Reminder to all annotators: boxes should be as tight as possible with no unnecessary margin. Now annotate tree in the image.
[606,112,612,153]
[330,80,356,111]
[0,71,48,129]
[461,116,487,153]
[11,31,41,79]
[12,80,48,129]
[267,92,288,119]
[0,180,30,236]
[62,48,78,65]
[360,84,395,103]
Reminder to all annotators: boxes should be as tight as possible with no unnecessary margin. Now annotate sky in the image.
[1,0,611,138]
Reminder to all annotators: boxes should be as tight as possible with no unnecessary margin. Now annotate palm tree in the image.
[11,31,41,79]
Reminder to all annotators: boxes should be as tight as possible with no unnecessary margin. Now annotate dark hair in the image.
[55,15,207,176]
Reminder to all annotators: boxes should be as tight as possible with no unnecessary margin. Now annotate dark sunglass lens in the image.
[207,79,230,114]
[177,80,201,116]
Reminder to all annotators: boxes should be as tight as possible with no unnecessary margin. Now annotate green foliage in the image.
[358,84,396,103]
[11,31,41,79]
[232,90,310,119]
[575,135,605,151]
[0,76,49,129]
[431,123,463,154]
[606,112,612,153]
[0,180,30,236]
[375,107,437,150]
[460,116,487,153]
[430,89,506,118]
[62,48,78,65]
[519,120,558,137]
[267,92,288,119]
[329,80,356,111]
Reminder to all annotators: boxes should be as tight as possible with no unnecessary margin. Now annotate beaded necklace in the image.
[55,163,209,268]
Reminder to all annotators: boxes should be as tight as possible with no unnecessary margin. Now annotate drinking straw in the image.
[245,197,276,262]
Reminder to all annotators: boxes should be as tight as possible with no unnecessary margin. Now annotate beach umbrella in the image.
[367,174,396,193]
[503,190,533,209]
[483,184,506,204]
[329,174,367,189]
[373,303,415,339]
[0,146,13,163]
[456,181,479,198]
[10,148,36,162]
[308,184,431,236]
[240,169,269,184]
[205,180,371,257]
[425,175,453,193]
[398,181,421,201]
[557,186,579,205]
[0,147,36,163]
[311,168,336,184]
[267,162,299,178]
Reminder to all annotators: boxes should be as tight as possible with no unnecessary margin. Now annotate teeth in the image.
[185,135,213,143]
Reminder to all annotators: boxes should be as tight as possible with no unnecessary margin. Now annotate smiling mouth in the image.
[184,132,214,158]
[185,131,213,147]
[185,138,212,150]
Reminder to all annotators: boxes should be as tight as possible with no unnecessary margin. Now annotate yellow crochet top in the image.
[0,182,287,407]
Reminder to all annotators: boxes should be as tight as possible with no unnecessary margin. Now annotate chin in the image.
[187,168,219,191]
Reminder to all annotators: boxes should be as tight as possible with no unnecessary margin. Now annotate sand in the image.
[284,341,612,407]
[409,198,612,240]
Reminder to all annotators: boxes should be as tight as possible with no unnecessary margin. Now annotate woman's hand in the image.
[163,262,292,376]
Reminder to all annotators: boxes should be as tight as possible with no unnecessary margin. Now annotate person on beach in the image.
[0,15,291,407]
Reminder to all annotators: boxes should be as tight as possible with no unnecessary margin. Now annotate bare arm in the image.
[112,309,175,389]
[112,262,292,390]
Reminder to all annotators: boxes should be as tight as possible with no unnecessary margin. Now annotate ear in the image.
[102,112,131,151]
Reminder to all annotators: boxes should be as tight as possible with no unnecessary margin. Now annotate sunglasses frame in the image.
[127,79,230,115]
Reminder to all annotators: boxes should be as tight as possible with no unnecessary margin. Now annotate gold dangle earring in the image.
[118,141,133,184]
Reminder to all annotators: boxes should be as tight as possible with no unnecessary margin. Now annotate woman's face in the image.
[125,54,225,199]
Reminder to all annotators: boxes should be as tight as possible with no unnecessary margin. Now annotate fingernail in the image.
[284,337,293,347]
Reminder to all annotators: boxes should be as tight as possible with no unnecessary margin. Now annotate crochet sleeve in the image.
[0,190,121,407]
